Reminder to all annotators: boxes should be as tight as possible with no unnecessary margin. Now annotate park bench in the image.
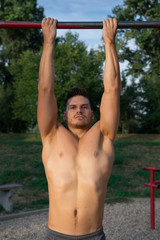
[142,166,160,229]
[0,184,23,212]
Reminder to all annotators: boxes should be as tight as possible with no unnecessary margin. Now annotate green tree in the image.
[9,50,41,128]
[112,0,160,133]
[139,72,160,133]
[0,0,44,87]
[0,0,44,132]
[0,85,26,132]
[119,72,140,133]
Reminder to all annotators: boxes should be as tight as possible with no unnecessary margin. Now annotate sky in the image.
[37,0,125,49]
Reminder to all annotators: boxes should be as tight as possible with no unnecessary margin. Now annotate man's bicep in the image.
[37,88,58,140]
[100,90,120,141]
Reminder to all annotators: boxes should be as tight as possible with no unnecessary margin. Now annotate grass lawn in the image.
[0,133,160,214]
[107,134,160,203]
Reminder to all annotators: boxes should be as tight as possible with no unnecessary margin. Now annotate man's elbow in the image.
[104,84,121,95]
[38,82,54,93]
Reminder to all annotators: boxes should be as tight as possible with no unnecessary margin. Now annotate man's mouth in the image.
[75,115,84,119]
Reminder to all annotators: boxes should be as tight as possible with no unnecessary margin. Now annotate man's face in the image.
[64,95,94,130]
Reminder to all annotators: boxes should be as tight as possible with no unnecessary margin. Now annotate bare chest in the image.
[43,132,114,190]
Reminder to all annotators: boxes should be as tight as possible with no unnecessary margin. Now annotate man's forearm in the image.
[39,43,55,90]
[103,41,121,93]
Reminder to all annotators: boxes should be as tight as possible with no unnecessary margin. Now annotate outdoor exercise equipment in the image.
[142,166,160,230]
[0,20,160,29]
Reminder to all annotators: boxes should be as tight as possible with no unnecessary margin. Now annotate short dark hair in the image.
[65,87,91,110]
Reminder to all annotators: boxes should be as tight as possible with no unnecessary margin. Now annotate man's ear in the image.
[63,111,67,121]
[91,111,94,121]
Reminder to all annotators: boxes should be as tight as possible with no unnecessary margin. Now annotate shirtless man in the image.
[38,17,121,240]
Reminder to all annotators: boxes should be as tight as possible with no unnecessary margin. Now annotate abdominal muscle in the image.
[44,155,109,236]
[47,175,107,236]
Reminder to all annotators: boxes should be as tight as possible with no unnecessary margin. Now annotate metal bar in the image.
[0,20,160,29]
[142,166,160,230]
[144,183,160,189]
[154,181,160,185]
[150,170,155,230]
[142,166,160,172]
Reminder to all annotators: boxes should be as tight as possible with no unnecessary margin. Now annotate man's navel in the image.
[73,209,78,228]
[74,209,77,217]
[59,152,63,158]
[94,151,98,158]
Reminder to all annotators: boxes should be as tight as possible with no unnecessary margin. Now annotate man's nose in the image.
[77,107,82,113]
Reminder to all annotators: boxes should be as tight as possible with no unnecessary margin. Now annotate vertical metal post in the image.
[142,166,160,230]
[150,169,155,229]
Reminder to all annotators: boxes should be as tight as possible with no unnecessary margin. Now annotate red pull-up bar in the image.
[0,21,160,29]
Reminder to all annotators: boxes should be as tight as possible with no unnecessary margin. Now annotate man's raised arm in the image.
[100,18,121,141]
[38,18,58,143]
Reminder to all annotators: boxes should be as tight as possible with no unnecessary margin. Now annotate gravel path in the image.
[0,198,160,240]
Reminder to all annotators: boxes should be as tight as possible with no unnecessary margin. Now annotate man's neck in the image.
[68,127,89,139]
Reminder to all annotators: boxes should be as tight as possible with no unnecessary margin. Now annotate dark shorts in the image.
[45,227,106,240]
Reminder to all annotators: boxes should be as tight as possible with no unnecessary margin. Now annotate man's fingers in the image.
[113,18,118,30]
[103,18,117,31]
[108,18,115,28]
[42,17,47,26]
[42,17,51,26]
[53,19,58,27]
[103,18,113,27]
[50,18,54,25]
[108,18,113,26]
[102,19,108,27]
[42,17,57,28]
[46,17,51,23]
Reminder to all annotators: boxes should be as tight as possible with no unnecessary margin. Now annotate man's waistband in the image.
[45,227,106,240]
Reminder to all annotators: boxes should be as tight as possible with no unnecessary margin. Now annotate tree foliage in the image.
[0,0,44,87]
[112,0,160,133]
[8,50,40,128]
[119,72,141,133]
[0,0,44,132]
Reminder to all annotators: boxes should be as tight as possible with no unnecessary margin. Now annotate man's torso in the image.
[42,121,114,235]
